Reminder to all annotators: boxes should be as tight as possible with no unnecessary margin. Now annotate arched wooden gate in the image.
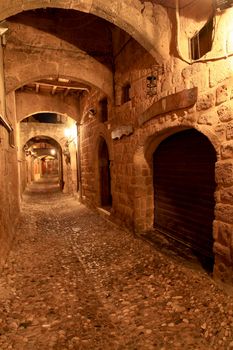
[153,129,216,258]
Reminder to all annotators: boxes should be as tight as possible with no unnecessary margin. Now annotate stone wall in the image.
[0,92,20,268]
[79,8,233,284]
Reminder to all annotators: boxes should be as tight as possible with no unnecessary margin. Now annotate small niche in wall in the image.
[122,83,131,104]
[99,98,108,123]
[190,18,213,60]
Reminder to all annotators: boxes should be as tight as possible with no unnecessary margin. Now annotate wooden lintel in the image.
[138,87,198,127]
[37,79,90,92]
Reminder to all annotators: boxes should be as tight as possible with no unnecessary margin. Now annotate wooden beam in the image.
[64,88,70,97]
[37,79,90,91]
[51,86,57,95]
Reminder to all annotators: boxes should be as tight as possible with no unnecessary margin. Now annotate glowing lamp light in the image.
[50,149,56,156]
[64,128,72,138]
[64,124,78,146]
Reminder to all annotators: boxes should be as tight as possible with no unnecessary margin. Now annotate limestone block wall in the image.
[79,11,233,284]
[0,92,20,269]
[79,88,113,207]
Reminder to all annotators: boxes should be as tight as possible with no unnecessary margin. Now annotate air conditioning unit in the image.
[215,0,233,11]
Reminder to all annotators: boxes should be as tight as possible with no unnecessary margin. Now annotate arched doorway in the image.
[153,129,217,259]
[99,138,112,208]
[23,136,63,192]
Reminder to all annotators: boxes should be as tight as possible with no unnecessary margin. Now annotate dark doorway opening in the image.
[153,129,216,269]
[99,138,112,209]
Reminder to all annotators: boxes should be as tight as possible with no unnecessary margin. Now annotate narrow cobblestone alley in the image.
[0,185,233,350]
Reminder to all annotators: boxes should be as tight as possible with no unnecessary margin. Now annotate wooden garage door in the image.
[153,129,216,258]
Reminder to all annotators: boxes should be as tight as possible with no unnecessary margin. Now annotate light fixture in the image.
[89,108,96,118]
[146,75,157,97]
[50,149,56,156]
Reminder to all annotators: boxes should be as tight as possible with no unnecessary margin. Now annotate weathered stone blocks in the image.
[226,122,233,140]
[196,93,215,111]
[220,186,233,203]
[198,113,214,125]
[214,221,232,247]
[214,255,233,284]
[217,103,233,122]
[213,242,231,263]
[215,124,226,140]
[215,204,233,224]
[221,141,233,159]
[215,161,233,186]
[216,84,230,105]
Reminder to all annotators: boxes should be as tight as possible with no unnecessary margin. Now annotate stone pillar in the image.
[214,159,233,284]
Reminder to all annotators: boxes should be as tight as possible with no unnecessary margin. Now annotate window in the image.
[122,83,131,104]
[99,98,108,123]
[190,18,213,60]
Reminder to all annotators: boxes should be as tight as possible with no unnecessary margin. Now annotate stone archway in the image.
[0,0,170,63]
[5,55,113,98]
[22,135,63,192]
[133,122,220,233]
[153,128,217,260]
[15,92,80,123]
[88,125,113,208]
[132,117,227,275]
[19,114,78,195]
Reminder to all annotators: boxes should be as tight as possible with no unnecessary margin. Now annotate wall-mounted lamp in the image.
[63,141,71,164]
[89,108,96,118]
[146,75,157,97]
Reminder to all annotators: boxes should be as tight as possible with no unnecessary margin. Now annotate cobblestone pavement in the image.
[0,185,233,349]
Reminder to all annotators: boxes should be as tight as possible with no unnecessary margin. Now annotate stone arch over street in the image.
[22,134,63,192]
[0,0,169,63]
[19,113,78,195]
[6,58,113,98]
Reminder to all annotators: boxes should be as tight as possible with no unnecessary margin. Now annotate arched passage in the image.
[153,128,217,259]
[99,137,112,208]
[0,0,169,62]
[23,135,63,192]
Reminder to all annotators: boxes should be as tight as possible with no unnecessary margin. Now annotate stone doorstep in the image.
[97,207,111,217]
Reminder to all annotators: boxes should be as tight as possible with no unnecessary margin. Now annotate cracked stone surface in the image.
[0,186,233,349]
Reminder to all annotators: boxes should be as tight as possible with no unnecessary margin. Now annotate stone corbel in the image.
[111,125,134,140]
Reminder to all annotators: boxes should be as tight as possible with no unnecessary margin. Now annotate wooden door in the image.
[99,139,112,207]
[153,129,216,257]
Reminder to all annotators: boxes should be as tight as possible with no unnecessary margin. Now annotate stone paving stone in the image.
[0,191,232,349]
